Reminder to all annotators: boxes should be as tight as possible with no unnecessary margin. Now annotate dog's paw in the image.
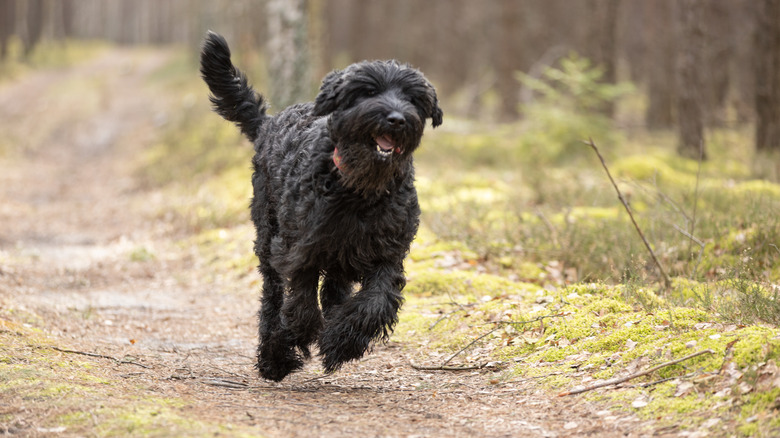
[318,321,373,373]
[256,350,303,382]
[256,333,304,381]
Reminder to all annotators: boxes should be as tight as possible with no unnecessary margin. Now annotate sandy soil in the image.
[0,49,655,437]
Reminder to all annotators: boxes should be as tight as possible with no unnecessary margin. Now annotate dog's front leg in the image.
[319,263,405,373]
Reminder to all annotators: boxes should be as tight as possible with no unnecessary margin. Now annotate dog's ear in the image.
[313,69,344,117]
[430,97,443,128]
[425,85,443,128]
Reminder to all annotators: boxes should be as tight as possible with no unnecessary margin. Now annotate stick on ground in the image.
[558,349,715,396]
[51,346,150,369]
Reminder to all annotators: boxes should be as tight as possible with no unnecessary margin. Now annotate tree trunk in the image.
[495,0,521,121]
[755,0,780,151]
[22,0,44,56]
[676,0,706,159]
[700,0,732,126]
[267,0,312,110]
[586,0,620,117]
[645,0,675,129]
[0,0,16,59]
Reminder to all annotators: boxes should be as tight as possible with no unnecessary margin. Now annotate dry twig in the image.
[585,138,672,289]
[409,362,486,371]
[558,349,715,396]
[202,378,250,389]
[51,346,149,369]
[443,327,499,367]
[687,139,704,271]
[413,314,567,372]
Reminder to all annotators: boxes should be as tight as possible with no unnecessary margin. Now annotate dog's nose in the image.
[387,111,405,127]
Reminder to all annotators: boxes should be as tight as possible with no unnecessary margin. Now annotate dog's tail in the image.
[200,31,267,143]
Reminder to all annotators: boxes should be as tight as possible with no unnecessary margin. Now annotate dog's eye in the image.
[365,88,378,97]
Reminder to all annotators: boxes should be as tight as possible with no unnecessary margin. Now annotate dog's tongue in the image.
[375,135,395,152]
[376,135,404,154]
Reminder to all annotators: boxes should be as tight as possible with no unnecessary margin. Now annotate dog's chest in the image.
[323,197,413,253]
[284,187,420,273]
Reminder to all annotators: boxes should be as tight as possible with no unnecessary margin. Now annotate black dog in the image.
[200,32,442,381]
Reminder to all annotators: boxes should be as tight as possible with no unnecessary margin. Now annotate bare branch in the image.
[51,346,149,369]
[585,138,672,289]
[558,349,715,396]
[409,362,486,371]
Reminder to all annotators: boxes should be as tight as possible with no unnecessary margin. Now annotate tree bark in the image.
[0,0,16,59]
[586,0,620,117]
[755,0,780,151]
[645,0,675,129]
[700,0,732,126]
[676,0,706,159]
[267,0,312,110]
[495,0,521,121]
[22,0,44,56]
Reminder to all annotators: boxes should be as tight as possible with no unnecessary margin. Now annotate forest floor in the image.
[0,47,777,437]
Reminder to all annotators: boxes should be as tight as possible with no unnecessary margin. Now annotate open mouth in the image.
[374,135,401,158]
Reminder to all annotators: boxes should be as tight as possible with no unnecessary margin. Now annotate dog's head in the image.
[312,60,442,195]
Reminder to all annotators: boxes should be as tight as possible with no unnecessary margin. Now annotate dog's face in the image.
[312,60,442,195]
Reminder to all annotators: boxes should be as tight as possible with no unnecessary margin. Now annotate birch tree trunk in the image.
[267,0,312,111]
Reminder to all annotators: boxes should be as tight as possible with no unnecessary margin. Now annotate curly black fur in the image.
[200,32,442,381]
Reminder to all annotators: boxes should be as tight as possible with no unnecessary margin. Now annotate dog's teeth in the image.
[375,144,392,157]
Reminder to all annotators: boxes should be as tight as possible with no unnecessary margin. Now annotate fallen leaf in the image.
[702,418,720,428]
[675,381,695,397]
[36,427,66,434]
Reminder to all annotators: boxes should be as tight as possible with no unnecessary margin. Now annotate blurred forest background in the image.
[2,0,780,286]
[2,0,779,159]
[5,3,780,434]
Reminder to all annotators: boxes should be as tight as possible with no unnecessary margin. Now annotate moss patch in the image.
[0,314,259,437]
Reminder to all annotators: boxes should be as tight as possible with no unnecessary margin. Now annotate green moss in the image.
[1,312,261,437]
[581,298,633,315]
[129,246,155,262]
[612,155,696,187]
[182,225,258,288]
[738,388,780,436]
[730,180,780,199]
[731,327,780,366]
[405,269,540,300]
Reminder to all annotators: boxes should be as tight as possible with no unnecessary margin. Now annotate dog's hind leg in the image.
[318,263,405,373]
[256,260,304,381]
[282,269,322,358]
[319,270,352,320]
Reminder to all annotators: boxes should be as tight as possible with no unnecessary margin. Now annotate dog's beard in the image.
[329,107,423,197]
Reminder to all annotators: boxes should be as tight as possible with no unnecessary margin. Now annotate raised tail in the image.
[200,31,267,143]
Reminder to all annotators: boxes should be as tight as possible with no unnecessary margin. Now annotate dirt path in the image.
[0,50,652,437]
